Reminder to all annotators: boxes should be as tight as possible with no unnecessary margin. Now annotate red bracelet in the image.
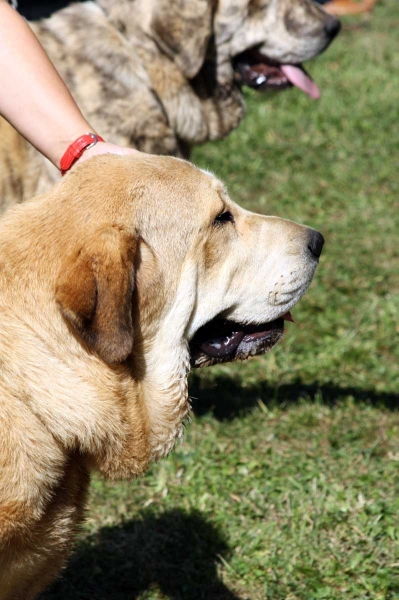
[60,133,105,175]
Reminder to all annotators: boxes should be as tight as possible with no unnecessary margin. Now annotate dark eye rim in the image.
[214,210,235,226]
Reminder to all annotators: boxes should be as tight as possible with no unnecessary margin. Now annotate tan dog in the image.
[0,154,323,598]
[0,0,340,208]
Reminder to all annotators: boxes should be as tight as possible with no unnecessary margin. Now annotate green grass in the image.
[42,3,399,599]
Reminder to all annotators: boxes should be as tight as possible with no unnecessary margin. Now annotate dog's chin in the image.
[233,49,320,99]
[189,317,285,368]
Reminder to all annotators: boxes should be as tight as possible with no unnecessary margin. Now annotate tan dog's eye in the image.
[214,210,234,227]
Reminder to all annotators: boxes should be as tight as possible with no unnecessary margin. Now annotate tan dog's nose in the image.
[307,229,325,259]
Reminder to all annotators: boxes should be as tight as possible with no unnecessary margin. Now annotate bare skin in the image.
[0,0,139,171]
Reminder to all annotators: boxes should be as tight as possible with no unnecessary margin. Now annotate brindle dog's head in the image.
[221,0,340,96]
[103,0,340,145]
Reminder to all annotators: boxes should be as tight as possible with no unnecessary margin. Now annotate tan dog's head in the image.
[53,155,323,374]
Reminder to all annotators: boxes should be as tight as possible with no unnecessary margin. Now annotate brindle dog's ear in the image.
[56,227,136,364]
[151,0,212,79]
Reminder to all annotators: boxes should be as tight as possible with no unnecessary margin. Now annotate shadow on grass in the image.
[189,372,399,420]
[41,509,240,600]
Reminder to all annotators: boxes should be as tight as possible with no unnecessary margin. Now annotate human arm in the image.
[0,1,138,170]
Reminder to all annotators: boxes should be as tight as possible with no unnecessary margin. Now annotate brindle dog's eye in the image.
[214,211,234,226]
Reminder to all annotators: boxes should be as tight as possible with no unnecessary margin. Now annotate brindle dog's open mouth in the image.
[233,49,320,99]
[190,312,294,368]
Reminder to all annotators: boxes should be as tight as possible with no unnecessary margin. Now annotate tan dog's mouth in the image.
[189,312,293,368]
[234,50,320,99]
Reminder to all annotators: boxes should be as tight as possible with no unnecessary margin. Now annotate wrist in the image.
[45,117,98,167]
[59,132,105,174]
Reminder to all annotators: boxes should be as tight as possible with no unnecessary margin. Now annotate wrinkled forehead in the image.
[126,158,230,252]
[143,159,228,216]
[199,167,230,204]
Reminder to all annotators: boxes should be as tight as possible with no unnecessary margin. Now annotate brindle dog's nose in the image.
[324,16,341,40]
[307,230,324,259]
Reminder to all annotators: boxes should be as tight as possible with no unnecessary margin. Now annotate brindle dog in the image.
[0,0,340,209]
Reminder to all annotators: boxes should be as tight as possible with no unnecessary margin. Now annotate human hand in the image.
[72,142,142,169]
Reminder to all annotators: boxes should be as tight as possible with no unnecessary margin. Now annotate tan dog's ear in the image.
[56,227,136,364]
[151,0,212,79]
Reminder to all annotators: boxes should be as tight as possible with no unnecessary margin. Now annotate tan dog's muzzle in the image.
[189,218,324,368]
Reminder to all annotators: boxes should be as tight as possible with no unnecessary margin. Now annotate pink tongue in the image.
[280,65,320,100]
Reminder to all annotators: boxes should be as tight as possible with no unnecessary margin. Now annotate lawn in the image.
[43,3,399,599]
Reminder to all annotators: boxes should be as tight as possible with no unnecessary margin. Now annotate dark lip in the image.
[189,317,285,368]
[233,49,299,92]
